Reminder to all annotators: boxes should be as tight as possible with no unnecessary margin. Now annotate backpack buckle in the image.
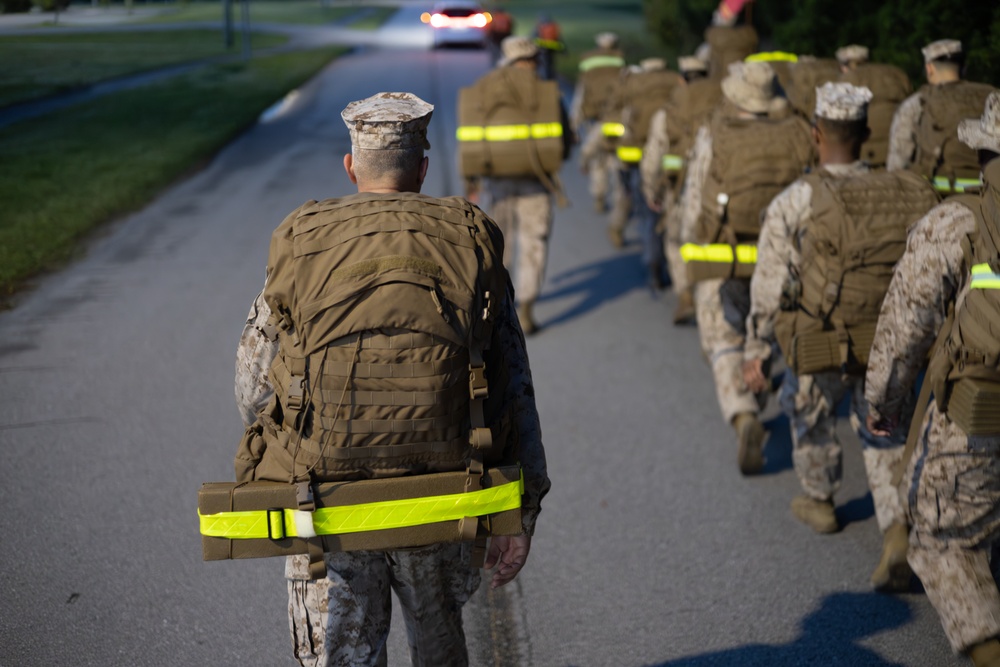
[286,374,306,410]
[469,364,489,400]
[266,508,286,540]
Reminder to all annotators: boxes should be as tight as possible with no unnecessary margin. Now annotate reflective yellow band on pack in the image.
[662,154,685,171]
[198,475,524,540]
[535,38,565,51]
[680,243,758,265]
[602,122,625,137]
[617,146,643,163]
[579,55,625,72]
[971,263,1000,289]
[745,51,799,63]
[932,176,981,193]
[456,123,563,142]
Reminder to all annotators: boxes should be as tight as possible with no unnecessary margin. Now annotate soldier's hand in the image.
[485,534,531,589]
[742,358,768,394]
[646,196,663,214]
[866,412,897,438]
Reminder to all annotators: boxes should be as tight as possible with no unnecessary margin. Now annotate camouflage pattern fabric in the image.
[580,123,622,210]
[641,109,688,292]
[678,125,712,246]
[885,92,921,172]
[286,543,479,667]
[485,178,553,305]
[235,287,277,427]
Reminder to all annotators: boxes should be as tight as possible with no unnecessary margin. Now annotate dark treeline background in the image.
[643,0,1000,87]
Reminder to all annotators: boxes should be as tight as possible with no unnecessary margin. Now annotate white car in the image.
[421,1,491,48]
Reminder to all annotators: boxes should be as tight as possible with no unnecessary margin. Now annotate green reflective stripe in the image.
[198,475,524,540]
[932,176,981,193]
[535,38,565,51]
[617,146,643,162]
[579,55,625,72]
[602,122,625,137]
[680,243,758,264]
[456,123,563,142]
[745,51,799,63]
[662,154,685,171]
[971,263,1000,289]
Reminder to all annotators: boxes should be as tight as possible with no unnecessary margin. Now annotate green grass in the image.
[140,0,392,27]
[0,30,288,107]
[0,45,344,297]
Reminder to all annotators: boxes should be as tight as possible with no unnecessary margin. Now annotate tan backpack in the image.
[775,169,939,375]
[784,58,841,119]
[913,80,996,190]
[457,67,564,179]
[237,192,516,485]
[577,48,625,120]
[704,24,759,80]
[840,63,913,167]
[617,69,685,164]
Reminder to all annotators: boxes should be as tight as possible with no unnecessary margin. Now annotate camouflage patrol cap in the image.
[679,56,709,74]
[835,44,869,65]
[958,91,1000,154]
[500,35,538,67]
[341,92,434,150]
[922,39,962,64]
[722,61,784,114]
[595,32,619,49]
[814,82,872,121]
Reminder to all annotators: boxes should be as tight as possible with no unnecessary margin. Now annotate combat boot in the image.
[672,289,696,326]
[970,638,1000,667]
[790,495,839,533]
[870,522,912,593]
[594,198,608,214]
[733,412,764,475]
[517,301,539,336]
[607,226,624,249]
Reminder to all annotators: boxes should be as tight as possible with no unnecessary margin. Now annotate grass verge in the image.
[140,0,392,27]
[0,45,344,298]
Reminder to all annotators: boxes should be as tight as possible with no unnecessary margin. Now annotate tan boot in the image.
[517,301,539,336]
[733,412,764,475]
[970,638,1000,667]
[870,522,912,593]
[607,226,624,249]
[672,289,696,326]
[790,495,839,533]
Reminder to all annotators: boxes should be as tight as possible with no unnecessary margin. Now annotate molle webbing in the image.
[914,81,995,188]
[784,322,877,376]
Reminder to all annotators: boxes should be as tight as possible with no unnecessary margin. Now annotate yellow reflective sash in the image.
[745,51,799,63]
[602,122,625,138]
[199,474,524,540]
[662,154,684,172]
[617,146,643,163]
[579,55,625,72]
[932,176,981,193]
[680,243,758,265]
[456,122,563,142]
[971,263,1000,289]
[535,38,565,51]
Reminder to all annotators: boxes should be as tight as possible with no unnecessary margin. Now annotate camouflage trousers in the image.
[660,190,688,295]
[693,278,764,423]
[610,165,637,235]
[488,178,553,305]
[586,149,619,208]
[285,543,480,667]
[902,402,1000,653]
[778,371,911,531]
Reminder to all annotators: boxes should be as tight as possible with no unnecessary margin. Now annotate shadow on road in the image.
[643,591,912,667]
[761,411,792,475]
[537,251,647,329]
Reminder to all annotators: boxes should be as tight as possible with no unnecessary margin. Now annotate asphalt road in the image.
[0,8,969,667]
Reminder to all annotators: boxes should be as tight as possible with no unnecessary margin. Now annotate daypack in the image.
[784,58,841,120]
[694,112,815,244]
[774,169,939,375]
[927,158,1000,434]
[617,69,685,163]
[457,66,564,179]
[913,81,996,189]
[237,192,516,484]
[577,48,625,120]
[704,24,759,80]
[840,62,912,167]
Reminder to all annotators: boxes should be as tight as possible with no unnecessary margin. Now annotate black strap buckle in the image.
[266,507,285,540]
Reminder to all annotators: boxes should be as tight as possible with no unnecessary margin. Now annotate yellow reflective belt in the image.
[456,123,563,142]
[662,154,685,172]
[579,55,625,72]
[535,38,565,51]
[602,122,625,137]
[199,475,523,540]
[617,146,643,163]
[932,176,981,193]
[971,263,1000,289]
[745,51,799,63]
[680,243,758,265]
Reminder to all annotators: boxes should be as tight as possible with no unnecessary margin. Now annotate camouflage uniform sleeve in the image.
[497,286,550,536]
[886,92,921,172]
[570,79,585,133]
[746,180,812,361]
[679,125,712,245]
[235,285,278,428]
[864,201,977,420]
[640,109,669,205]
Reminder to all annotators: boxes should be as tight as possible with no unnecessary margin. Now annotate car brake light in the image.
[430,13,448,28]
[470,12,488,28]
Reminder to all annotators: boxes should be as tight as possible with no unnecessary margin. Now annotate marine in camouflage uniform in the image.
[235,92,551,667]
[866,96,1000,665]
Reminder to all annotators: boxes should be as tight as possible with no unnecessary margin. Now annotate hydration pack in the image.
[840,62,912,167]
[913,81,996,191]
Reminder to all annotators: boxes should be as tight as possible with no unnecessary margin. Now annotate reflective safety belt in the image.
[745,51,799,63]
[932,176,981,193]
[579,55,625,72]
[662,154,685,172]
[971,263,1000,289]
[456,123,563,142]
[680,243,758,265]
[198,473,524,540]
[602,122,625,138]
[617,146,642,163]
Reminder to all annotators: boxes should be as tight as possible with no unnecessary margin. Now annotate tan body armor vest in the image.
[577,48,625,121]
[241,193,516,484]
[913,80,996,188]
[775,169,939,375]
[840,63,912,167]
